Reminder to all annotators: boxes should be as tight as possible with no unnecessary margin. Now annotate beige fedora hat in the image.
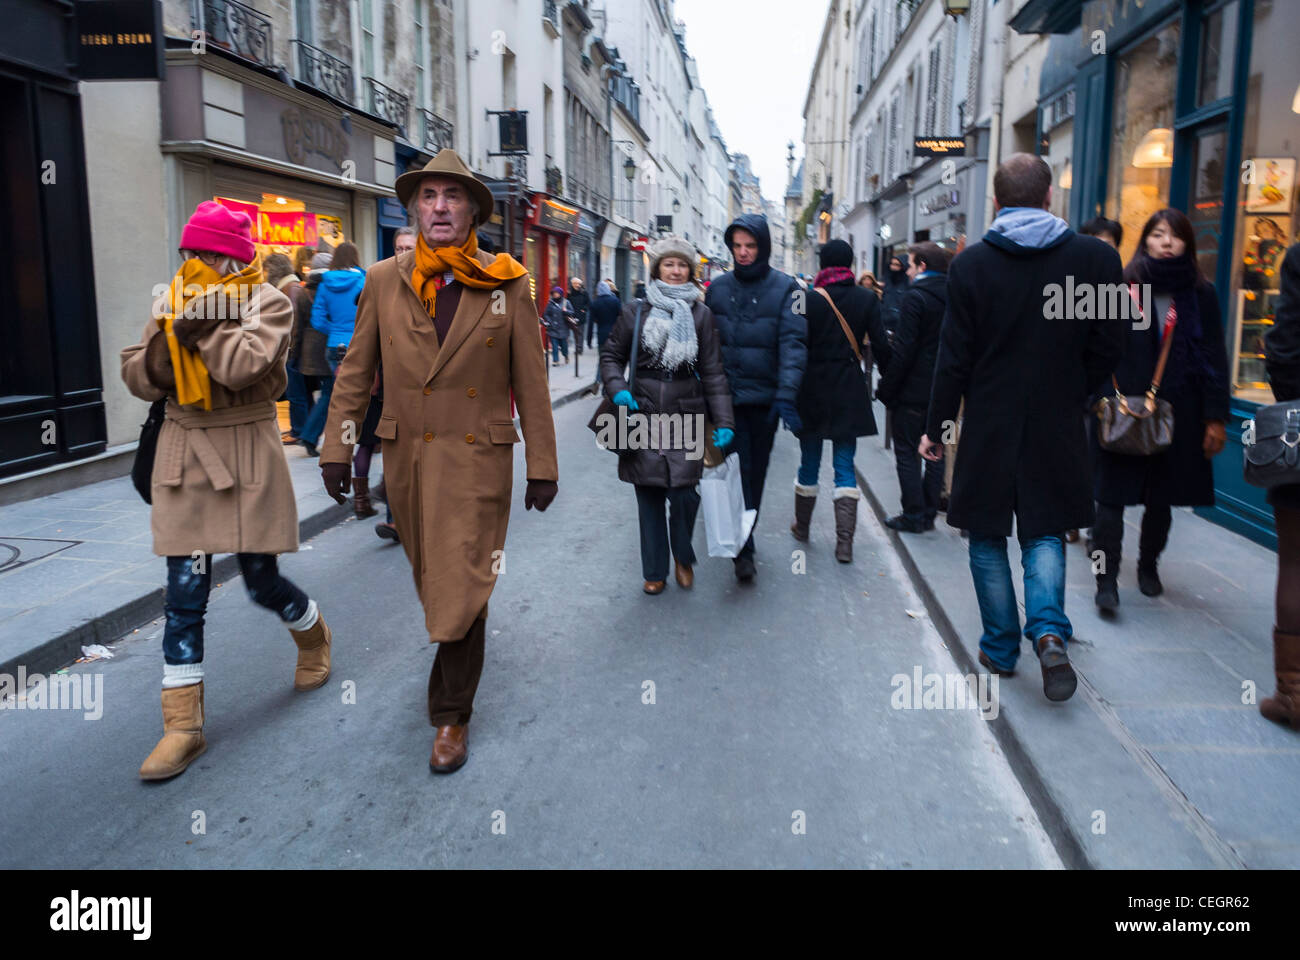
[394,148,495,225]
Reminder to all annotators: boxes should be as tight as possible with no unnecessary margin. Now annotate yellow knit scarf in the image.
[412,232,526,316]
[157,257,265,410]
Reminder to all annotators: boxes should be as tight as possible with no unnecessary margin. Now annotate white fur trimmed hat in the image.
[648,234,697,278]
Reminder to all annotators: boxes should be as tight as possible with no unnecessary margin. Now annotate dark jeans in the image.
[1091,501,1173,579]
[550,333,570,363]
[732,403,780,561]
[298,372,334,446]
[163,554,309,664]
[634,484,700,581]
[284,357,315,437]
[428,616,486,727]
[890,404,943,524]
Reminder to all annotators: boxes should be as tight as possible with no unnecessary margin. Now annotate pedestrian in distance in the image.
[880,253,910,342]
[919,153,1125,702]
[264,253,311,446]
[587,279,624,391]
[318,148,558,775]
[600,235,735,594]
[704,212,807,583]
[568,276,591,348]
[120,200,333,781]
[1261,240,1300,730]
[790,238,891,563]
[543,285,575,365]
[858,270,882,299]
[877,241,952,534]
[1090,208,1230,613]
[296,248,356,457]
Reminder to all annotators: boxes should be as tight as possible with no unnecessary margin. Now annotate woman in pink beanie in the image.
[117,200,333,781]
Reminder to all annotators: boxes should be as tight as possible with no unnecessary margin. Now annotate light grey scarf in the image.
[641,278,700,369]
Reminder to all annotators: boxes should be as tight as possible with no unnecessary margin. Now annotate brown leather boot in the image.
[791,484,817,542]
[352,477,378,518]
[289,611,332,691]
[430,724,469,773]
[674,561,693,589]
[833,490,858,563]
[139,682,206,781]
[1261,629,1300,731]
[643,580,665,595]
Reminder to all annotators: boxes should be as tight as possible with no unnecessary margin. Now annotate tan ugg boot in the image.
[139,682,206,781]
[1261,629,1300,731]
[289,612,332,691]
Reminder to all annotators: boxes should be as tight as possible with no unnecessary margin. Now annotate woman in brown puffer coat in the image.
[599,235,735,594]
[119,201,332,782]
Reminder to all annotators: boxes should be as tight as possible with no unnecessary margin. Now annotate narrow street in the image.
[0,399,1058,869]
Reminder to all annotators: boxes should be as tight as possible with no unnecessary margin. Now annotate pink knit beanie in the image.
[180,200,257,263]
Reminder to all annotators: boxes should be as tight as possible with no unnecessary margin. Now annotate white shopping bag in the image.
[700,452,758,558]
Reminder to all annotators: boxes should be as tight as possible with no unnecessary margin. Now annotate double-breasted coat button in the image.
[486,337,496,347]
[465,434,475,444]
[424,432,433,442]
[467,387,477,398]
[423,386,432,395]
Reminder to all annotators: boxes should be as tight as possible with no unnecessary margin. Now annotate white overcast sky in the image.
[674,0,829,205]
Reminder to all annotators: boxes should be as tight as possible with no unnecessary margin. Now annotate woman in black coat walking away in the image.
[1091,209,1230,612]
[791,239,891,562]
[600,236,735,594]
[1261,241,1300,729]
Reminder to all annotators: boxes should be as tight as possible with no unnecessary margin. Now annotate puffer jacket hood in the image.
[320,267,366,294]
[725,213,772,266]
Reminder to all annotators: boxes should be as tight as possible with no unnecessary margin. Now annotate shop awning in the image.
[1009,0,1085,35]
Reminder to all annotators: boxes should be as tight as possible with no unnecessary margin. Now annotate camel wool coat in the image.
[120,283,299,556]
[320,248,558,643]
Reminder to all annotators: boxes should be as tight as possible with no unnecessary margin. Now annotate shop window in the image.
[1227,0,1300,403]
[1197,1,1238,107]
[1105,20,1181,265]
[1188,126,1227,283]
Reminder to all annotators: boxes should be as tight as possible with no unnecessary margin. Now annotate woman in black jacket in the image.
[600,236,735,594]
[1262,241,1300,729]
[1091,209,1230,611]
[792,239,891,562]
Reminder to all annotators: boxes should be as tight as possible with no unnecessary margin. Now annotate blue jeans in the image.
[298,372,333,446]
[968,533,1071,670]
[550,334,569,363]
[284,357,311,437]
[797,435,857,488]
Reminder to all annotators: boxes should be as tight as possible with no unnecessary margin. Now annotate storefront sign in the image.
[214,197,260,234]
[538,199,579,234]
[281,107,348,172]
[913,137,966,158]
[919,188,962,217]
[629,236,649,251]
[260,211,318,246]
[75,0,164,80]
[498,111,528,154]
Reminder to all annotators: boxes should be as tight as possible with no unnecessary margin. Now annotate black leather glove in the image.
[524,479,557,512]
[321,462,351,504]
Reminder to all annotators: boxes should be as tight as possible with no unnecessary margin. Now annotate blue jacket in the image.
[704,213,806,406]
[310,267,366,348]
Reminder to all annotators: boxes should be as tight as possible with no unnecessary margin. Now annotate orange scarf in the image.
[411,232,526,316]
[156,257,264,410]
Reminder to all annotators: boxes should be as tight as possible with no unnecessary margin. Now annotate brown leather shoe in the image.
[978,649,1016,678]
[1036,634,1077,702]
[674,561,693,589]
[139,682,207,781]
[1261,629,1300,730]
[430,724,469,773]
[289,612,331,691]
[643,580,665,594]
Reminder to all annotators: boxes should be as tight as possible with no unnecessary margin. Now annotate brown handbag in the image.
[1096,287,1176,456]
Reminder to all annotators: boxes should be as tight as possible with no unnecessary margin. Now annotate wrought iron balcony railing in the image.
[543,0,559,27]
[365,77,410,138]
[419,109,454,154]
[292,40,354,105]
[193,0,274,68]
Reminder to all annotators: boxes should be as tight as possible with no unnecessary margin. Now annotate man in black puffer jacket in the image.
[705,213,807,581]
[876,241,951,533]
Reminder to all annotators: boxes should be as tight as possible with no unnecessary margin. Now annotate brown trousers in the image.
[427,616,486,727]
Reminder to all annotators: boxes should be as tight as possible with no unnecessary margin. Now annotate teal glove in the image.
[712,427,734,449]
[613,389,639,411]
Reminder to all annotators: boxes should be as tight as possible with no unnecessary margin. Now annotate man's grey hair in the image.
[395,225,418,240]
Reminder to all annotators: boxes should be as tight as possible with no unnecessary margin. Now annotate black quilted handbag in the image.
[1244,401,1300,488]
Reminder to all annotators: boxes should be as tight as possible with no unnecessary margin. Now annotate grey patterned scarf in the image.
[641,278,700,369]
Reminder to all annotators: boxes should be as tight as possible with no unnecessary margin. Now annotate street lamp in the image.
[672,197,681,213]
[623,155,636,181]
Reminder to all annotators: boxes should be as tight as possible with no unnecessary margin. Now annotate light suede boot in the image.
[290,611,332,691]
[791,482,818,542]
[139,682,206,781]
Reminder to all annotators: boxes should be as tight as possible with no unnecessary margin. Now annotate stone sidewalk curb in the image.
[2,380,595,681]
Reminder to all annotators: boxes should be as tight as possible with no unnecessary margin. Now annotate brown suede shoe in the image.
[1261,629,1300,731]
[289,612,331,691]
[643,580,665,595]
[139,682,207,781]
[430,724,468,773]
[674,561,693,589]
